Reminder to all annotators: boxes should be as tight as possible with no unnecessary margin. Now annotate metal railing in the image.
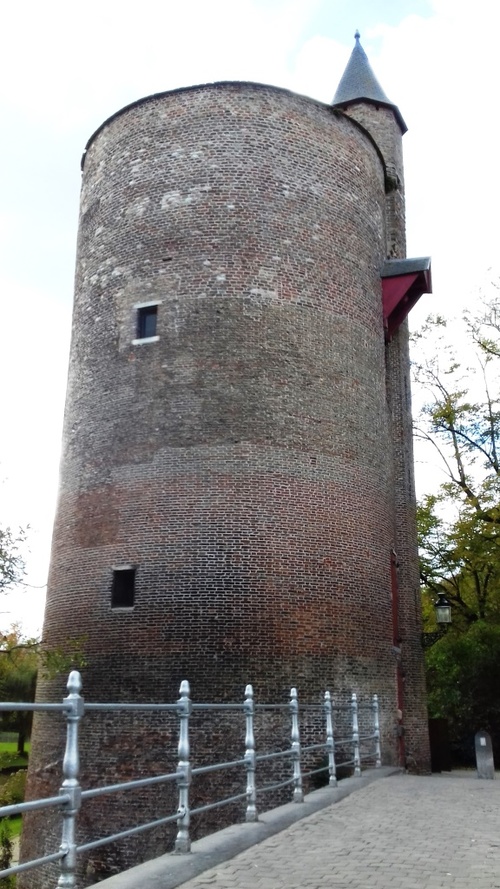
[0,672,381,887]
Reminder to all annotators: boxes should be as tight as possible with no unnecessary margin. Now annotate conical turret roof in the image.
[332,31,407,134]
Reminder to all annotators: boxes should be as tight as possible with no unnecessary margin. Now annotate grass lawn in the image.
[0,741,30,771]
[0,736,28,848]
[4,815,22,838]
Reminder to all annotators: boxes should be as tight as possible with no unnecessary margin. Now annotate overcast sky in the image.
[1,0,498,634]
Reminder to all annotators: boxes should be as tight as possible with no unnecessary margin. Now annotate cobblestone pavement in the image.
[175,773,500,889]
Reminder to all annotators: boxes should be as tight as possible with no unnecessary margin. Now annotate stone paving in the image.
[174,773,500,889]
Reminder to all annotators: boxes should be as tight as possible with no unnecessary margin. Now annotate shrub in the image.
[0,769,26,808]
[0,819,14,887]
[426,623,500,766]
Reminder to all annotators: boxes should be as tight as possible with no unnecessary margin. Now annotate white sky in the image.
[1,0,499,635]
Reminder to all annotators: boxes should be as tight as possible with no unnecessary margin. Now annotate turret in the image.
[333,31,406,258]
[333,33,432,771]
[332,30,407,134]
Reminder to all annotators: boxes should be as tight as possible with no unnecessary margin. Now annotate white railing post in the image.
[175,680,191,853]
[57,671,84,889]
[351,692,361,777]
[244,684,257,822]
[373,694,381,767]
[290,687,303,803]
[324,691,337,787]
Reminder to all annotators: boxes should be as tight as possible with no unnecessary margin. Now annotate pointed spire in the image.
[332,31,407,134]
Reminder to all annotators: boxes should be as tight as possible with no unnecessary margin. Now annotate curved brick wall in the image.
[24,83,406,885]
[48,82,394,689]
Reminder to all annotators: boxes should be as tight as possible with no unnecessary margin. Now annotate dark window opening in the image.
[111,567,136,608]
[137,305,158,339]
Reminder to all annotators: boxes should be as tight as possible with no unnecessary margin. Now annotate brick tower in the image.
[24,34,431,885]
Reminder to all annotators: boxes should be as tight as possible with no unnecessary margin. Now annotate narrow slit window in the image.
[137,305,158,339]
[111,567,136,608]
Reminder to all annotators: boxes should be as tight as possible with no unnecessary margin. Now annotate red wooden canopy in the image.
[381,257,432,340]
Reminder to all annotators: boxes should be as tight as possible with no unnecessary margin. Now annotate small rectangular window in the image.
[111,567,136,608]
[137,305,157,339]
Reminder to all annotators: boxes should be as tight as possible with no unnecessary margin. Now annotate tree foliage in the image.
[415,291,500,621]
[0,525,26,593]
[414,289,500,763]
[418,496,500,629]
[414,291,500,525]
[0,819,14,887]
[425,623,500,764]
[0,626,38,755]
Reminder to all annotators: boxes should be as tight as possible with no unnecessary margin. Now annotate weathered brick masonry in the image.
[23,39,430,887]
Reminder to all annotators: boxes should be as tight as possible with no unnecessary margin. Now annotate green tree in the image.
[415,291,500,626]
[415,290,500,763]
[425,623,500,764]
[0,627,38,756]
[413,292,500,529]
[0,526,26,593]
[418,495,500,631]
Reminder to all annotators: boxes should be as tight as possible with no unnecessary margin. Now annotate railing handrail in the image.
[1,675,382,886]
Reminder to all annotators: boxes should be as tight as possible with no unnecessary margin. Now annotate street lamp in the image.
[422,593,452,649]
[434,593,452,626]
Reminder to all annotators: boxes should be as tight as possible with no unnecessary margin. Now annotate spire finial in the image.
[332,26,407,134]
